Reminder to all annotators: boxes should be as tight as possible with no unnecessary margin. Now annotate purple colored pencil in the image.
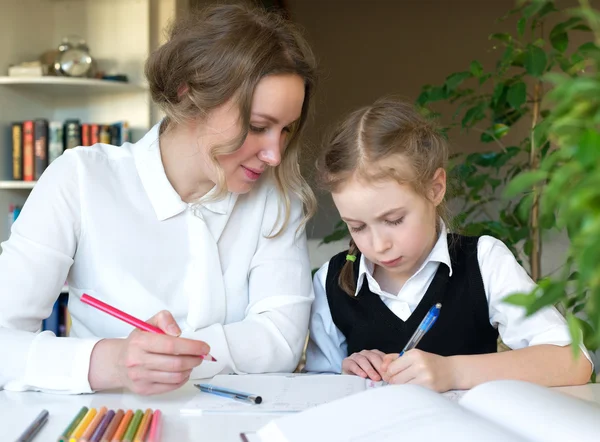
[90,409,115,442]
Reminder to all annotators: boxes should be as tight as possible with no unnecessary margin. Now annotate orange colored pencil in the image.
[81,407,107,442]
[100,409,124,442]
[110,409,133,442]
[132,409,153,442]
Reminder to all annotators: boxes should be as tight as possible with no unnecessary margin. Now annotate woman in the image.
[0,3,317,395]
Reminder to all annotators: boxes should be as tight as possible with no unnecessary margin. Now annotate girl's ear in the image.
[430,167,447,206]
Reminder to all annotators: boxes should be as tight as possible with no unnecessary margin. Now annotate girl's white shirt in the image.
[0,123,314,394]
[306,223,591,374]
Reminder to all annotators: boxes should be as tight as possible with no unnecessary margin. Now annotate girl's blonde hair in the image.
[145,2,317,236]
[316,97,450,296]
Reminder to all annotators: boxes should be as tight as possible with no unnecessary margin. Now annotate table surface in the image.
[2,379,600,442]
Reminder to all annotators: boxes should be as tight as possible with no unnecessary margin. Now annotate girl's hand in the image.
[342,349,386,381]
[89,310,210,395]
[381,349,456,392]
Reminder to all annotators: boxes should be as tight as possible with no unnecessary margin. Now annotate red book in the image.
[22,121,34,181]
[81,123,90,146]
[90,124,99,145]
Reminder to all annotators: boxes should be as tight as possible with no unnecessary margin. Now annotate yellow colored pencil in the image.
[110,409,133,442]
[80,406,107,442]
[132,409,152,442]
[69,407,98,442]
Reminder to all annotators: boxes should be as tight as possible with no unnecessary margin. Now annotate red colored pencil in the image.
[81,294,217,362]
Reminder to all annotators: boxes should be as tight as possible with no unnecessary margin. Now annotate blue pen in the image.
[398,303,442,357]
[194,383,263,404]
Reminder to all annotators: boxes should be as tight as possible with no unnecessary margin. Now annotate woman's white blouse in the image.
[0,124,314,394]
[306,224,591,374]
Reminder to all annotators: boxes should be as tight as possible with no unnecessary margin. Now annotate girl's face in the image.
[332,169,446,282]
[196,73,305,194]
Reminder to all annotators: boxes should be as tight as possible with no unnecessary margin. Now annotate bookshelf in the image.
[0,0,176,243]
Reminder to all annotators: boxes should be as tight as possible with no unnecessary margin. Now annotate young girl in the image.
[305,98,592,392]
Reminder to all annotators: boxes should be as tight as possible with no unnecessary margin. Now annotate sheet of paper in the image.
[460,380,600,442]
[256,384,526,442]
[181,374,369,415]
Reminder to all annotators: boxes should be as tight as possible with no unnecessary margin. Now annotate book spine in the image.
[90,124,99,145]
[99,125,111,144]
[12,122,22,180]
[48,121,64,163]
[81,123,90,146]
[34,119,49,180]
[22,120,34,181]
[64,119,81,149]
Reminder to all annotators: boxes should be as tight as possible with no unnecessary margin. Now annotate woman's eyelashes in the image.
[249,124,292,134]
[348,217,404,234]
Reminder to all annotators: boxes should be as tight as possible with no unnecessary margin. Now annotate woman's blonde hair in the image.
[145,2,317,236]
[316,97,450,296]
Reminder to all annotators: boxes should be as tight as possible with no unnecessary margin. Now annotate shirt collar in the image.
[132,122,235,221]
[354,221,453,297]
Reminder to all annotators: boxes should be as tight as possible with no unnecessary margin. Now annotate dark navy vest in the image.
[325,234,498,356]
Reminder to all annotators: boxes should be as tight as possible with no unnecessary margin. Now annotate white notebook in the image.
[241,380,600,442]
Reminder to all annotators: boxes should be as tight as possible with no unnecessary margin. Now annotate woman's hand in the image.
[89,310,210,395]
[381,349,456,392]
[342,349,386,381]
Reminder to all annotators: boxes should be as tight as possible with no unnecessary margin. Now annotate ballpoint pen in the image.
[399,302,442,357]
[194,384,263,405]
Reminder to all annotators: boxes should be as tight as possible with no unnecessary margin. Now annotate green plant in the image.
[503,0,600,354]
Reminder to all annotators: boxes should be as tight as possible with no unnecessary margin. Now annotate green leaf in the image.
[524,45,547,77]
[504,170,548,197]
[444,71,472,93]
[523,0,550,19]
[322,226,349,244]
[550,31,568,52]
[566,313,583,359]
[470,60,484,77]
[504,293,534,307]
[507,82,527,108]
[461,102,486,128]
[489,33,512,44]
[427,86,447,102]
[492,83,506,106]
[517,17,526,37]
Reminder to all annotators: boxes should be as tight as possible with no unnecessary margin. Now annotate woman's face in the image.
[197,73,306,194]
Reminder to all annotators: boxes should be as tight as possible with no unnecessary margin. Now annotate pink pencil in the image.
[146,410,162,442]
[81,294,217,362]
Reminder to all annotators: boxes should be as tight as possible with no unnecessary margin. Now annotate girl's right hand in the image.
[341,349,386,381]
[89,310,210,395]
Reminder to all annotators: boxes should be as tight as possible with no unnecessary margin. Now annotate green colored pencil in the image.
[58,406,88,442]
[122,409,143,442]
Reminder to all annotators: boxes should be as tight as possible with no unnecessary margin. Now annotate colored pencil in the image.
[59,407,88,442]
[100,409,124,442]
[146,410,162,442]
[132,409,153,442]
[80,293,216,361]
[122,409,143,442]
[90,409,115,442]
[110,409,133,442]
[80,407,107,442]
[15,409,48,442]
[70,407,97,442]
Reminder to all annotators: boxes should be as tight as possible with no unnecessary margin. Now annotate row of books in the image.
[7,202,69,336]
[11,119,129,181]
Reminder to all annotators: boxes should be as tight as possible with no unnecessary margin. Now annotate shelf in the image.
[0,181,36,189]
[0,76,148,97]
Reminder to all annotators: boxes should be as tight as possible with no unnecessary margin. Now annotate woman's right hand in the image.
[89,310,210,395]
[341,349,386,381]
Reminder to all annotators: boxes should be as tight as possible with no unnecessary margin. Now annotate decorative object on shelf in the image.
[54,35,94,77]
[7,61,46,77]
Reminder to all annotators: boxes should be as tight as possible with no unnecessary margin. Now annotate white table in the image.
[2,380,599,442]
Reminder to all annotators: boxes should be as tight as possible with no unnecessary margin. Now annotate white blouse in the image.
[306,224,591,373]
[0,123,314,394]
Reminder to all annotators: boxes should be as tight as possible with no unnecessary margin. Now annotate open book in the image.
[241,380,600,442]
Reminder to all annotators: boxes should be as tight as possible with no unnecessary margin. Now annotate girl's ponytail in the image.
[339,239,359,297]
